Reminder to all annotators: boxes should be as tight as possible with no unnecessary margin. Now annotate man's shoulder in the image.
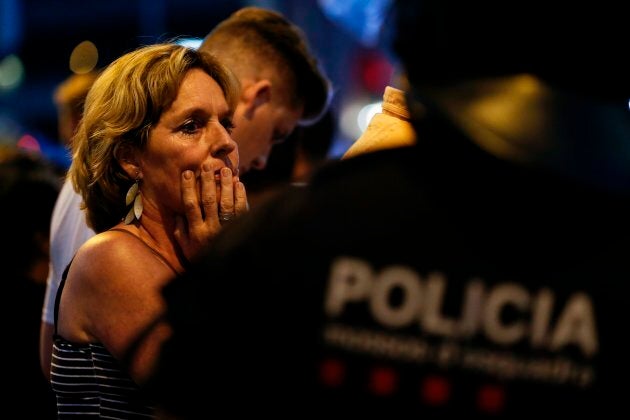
[50,179,83,227]
[50,178,94,253]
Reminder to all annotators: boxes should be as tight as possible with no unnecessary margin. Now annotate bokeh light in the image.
[16,133,41,152]
[0,54,24,91]
[69,40,99,74]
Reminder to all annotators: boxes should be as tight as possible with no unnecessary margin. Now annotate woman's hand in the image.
[216,167,249,224]
[174,163,248,261]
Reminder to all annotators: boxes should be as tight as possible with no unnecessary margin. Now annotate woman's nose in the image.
[210,127,237,158]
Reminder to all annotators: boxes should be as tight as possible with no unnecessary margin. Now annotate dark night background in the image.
[0,0,398,170]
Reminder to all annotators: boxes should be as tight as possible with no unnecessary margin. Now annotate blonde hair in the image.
[69,43,240,233]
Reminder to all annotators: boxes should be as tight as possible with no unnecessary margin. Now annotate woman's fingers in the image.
[200,163,219,224]
[235,178,248,215]
[218,167,235,217]
[176,165,248,259]
[181,170,202,227]
[176,167,220,260]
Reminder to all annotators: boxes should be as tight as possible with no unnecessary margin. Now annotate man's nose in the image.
[251,155,268,170]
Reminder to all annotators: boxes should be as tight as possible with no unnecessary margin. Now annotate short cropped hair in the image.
[69,43,240,233]
[201,7,331,125]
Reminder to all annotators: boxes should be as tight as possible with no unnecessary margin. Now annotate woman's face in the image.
[139,68,237,216]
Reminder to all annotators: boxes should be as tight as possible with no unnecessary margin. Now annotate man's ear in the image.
[115,144,142,179]
[241,79,272,119]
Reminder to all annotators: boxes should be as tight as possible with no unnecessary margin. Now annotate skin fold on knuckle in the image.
[201,195,217,209]
[220,199,234,212]
[183,197,198,213]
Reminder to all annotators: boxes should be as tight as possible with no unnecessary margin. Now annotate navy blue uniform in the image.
[153,101,630,417]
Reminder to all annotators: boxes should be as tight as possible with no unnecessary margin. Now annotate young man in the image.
[39,6,331,380]
[199,7,331,175]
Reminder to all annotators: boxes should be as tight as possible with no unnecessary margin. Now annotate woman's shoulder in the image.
[69,227,161,287]
[76,228,140,262]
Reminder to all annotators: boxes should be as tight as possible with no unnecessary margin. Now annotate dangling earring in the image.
[124,175,143,224]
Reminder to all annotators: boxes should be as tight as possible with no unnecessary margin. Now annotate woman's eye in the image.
[180,120,201,135]
[220,118,235,134]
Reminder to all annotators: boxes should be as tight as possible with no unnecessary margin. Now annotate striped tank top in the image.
[51,229,179,418]
[51,340,154,418]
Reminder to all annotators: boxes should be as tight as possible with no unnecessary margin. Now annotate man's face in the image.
[231,98,303,175]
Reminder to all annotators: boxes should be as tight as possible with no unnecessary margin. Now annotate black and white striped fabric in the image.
[51,257,154,418]
[50,338,154,418]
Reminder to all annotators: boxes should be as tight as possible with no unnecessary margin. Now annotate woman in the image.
[50,43,247,417]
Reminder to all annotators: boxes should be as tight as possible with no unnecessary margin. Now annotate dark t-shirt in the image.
[153,114,630,418]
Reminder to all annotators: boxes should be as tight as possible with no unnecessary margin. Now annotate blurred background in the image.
[0,0,400,171]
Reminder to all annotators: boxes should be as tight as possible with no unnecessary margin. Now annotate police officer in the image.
[147,0,630,417]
